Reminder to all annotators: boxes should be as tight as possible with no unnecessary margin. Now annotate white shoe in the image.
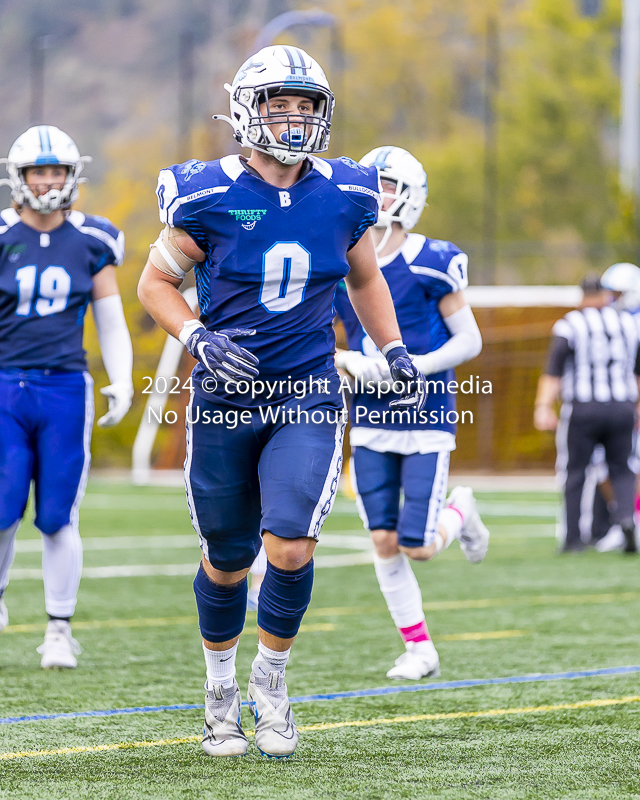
[248,671,298,758]
[386,640,440,680]
[202,680,248,757]
[448,486,490,563]
[36,620,82,669]
[594,525,624,553]
[0,598,7,632]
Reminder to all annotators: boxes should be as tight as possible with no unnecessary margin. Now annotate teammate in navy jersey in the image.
[334,146,489,680]
[137,46,425,758]
[0,126,133,668]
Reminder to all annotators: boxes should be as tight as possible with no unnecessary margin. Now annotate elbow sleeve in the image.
[93,294,133,387]
[413,305,482,375]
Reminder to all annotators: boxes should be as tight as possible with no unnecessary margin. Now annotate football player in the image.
[137,46,426,759]
[0,126,133,666]
[334,146,489,680]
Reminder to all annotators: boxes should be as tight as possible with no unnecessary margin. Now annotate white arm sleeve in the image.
[93,294,133,387]
[412,304,482,376]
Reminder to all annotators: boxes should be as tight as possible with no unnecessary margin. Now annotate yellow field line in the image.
[6,592,637,636]
[303,591,640,618]
[3,618,516,641]
[422,592,640,612]
[2,695,638,761]
[2,619,335,636]
[436,630,525,642]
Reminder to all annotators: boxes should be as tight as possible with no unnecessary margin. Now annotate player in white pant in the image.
[0,126,133,668]
[334,146,489,679]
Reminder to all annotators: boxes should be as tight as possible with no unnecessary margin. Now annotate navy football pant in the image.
[351,447,450,549]
[184,390,346,573]
[556,401,635,547]
[0,370,93,534]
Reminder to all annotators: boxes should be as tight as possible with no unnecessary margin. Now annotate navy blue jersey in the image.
[0,209,124,371]
[334,233,468,433]
[156,155,379,406]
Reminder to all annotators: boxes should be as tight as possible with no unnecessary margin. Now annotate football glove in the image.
[185,327,259,384]
[385,345,427,411]
[335,350,390,383]
[97,382,134,427]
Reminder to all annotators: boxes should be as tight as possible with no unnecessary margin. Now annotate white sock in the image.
[41,523,83,618]
[373,552,425,631]
[251,640,291,678]
[0,521,20,594]
[437,507,464,551]
[203,641,238,689]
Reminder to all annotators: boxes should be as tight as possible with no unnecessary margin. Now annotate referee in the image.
[533,275,640,553]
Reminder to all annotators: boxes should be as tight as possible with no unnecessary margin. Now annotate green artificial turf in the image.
[1,481,639,799]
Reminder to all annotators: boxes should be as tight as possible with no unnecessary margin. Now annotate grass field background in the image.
[1,479,640,799]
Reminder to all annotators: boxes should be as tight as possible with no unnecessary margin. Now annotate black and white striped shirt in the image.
[547,306,640,403]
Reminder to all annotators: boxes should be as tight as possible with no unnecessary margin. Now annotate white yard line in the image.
[14,531,371,554]
[9,550,375,580]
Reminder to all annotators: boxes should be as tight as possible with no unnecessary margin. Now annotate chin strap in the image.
[374,224,394,256]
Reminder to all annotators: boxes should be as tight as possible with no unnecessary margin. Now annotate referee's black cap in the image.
[580,273,603,295]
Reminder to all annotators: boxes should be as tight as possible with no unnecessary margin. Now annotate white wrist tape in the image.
[178,318,205,346]
[412,305,482,375]
[381,340,404,357]
[92,294,133,388]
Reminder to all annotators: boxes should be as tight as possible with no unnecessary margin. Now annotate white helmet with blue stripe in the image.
[214,46,334,166]
[601,262,640,311]
[1,126,90,213]
[359,146,428,231]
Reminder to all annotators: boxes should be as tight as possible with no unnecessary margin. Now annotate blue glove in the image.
[385,345,427,412]
[185,327,259,385]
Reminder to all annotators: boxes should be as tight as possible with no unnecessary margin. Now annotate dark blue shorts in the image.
[351,447,449,548]
[0,369,93,534]
[184,380,346,572]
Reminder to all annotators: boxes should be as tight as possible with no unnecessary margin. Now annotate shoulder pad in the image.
[407,237,469,292]
[326,157,381,203]
[81,213,121,240]
[68,211,125,266]
[157,158,231,227]
[0,208,21,233]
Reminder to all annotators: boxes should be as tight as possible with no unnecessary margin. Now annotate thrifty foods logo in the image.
[228,209,267,231]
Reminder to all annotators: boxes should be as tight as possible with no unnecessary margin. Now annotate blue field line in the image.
[2,664,639,726]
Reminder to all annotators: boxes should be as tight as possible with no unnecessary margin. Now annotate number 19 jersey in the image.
[0,209,124,371]
[156,155,380,406]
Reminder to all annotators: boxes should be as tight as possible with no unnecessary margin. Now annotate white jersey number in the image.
[15,265,72,317]
[260,242,311,313]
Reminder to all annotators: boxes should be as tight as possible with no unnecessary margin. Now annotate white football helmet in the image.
[213,46,334,166]
[0,126,90,214]
[359,146,428,231]
[601,262,640,311]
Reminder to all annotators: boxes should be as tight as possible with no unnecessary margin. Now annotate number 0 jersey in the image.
[156,155,380,406]
[0,208,124,371]
[334,232,468,437]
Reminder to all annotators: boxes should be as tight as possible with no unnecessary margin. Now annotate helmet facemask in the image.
[234,83,333,165]
[1,126,91,215]
[12,162,86,214]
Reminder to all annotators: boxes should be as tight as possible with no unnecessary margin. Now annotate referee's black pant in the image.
[556,401,636,548]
